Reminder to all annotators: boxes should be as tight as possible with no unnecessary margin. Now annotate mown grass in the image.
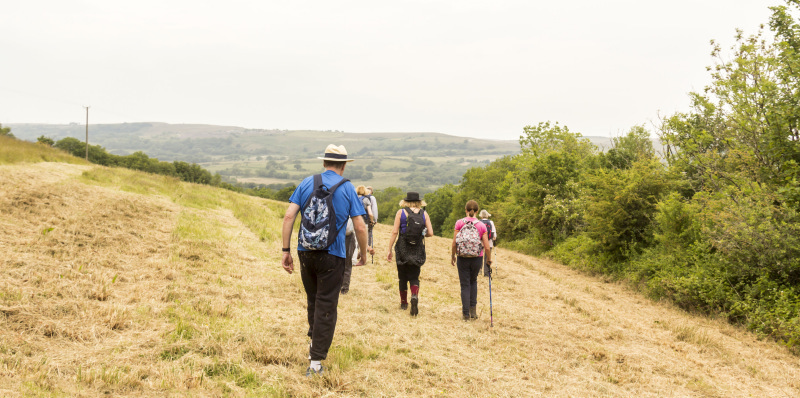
[0,135,88,165]
[81,166,286,240]
[3,158,800,397]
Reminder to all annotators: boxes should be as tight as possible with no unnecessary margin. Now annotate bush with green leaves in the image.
[583,158,670,265]
[423,184,457,236]
[372,187,405,224]
[36,135,55,146]
[0,124,13,138]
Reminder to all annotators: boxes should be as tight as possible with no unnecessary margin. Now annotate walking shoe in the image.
[305,366,324,377]
[410,295,418,316]
[400,303,408,310]
[469,306,477,319]
[463,314,470,321]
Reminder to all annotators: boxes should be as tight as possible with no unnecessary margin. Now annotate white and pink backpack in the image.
[456,219,483,257]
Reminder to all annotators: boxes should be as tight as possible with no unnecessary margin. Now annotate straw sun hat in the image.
[317,144,355,162]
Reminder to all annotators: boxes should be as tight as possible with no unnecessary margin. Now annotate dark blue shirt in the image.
[289,170,365,258]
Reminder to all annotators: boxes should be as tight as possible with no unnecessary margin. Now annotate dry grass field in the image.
[1,155,800,396]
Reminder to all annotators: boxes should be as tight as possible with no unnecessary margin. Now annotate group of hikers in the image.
[280,144,498,377]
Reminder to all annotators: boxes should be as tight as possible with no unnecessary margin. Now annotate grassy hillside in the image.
[1,140,799,397]
[0,135,89,166]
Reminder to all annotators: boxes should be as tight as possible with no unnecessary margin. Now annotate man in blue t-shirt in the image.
[280,144,373,377]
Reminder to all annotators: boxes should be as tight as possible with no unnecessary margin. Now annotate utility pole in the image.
[84,106,90,161]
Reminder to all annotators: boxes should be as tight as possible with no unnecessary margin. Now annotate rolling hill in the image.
[7,123,627,192]
[2,138,792,397]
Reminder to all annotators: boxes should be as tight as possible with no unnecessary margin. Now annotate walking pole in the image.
[488,247,493,277]
[489,268,494,327]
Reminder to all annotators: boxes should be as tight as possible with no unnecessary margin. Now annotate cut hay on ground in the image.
[1,162,799,397]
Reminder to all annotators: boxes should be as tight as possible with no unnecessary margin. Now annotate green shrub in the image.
[696,189,800,284]
[584,158,670,262]
[549,234,597,272]
[653,192,702,250]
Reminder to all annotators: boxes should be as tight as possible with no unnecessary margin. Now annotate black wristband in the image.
[282,247,291,253]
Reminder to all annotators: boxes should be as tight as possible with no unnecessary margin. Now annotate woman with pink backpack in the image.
[450,200,493,320]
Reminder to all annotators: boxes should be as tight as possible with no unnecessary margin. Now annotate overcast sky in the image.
[0,1,777,140]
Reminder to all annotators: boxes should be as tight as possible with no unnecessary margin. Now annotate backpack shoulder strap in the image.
[456,218,468,232]
[302,174,323,210]
[312,174,323,189]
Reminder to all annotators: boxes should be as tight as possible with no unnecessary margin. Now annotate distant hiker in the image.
[280,144,374,377]
[386,192,433,316]
[341,218,356,294]
[356,185,376,248]
[451,200,493,320]
[479,209,497,277]
[366,186,378,245]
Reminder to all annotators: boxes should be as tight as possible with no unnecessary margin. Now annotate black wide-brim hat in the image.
[404,192,420,201]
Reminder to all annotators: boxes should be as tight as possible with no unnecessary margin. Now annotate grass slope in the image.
[1,142,799,397]
[0,135,89,166]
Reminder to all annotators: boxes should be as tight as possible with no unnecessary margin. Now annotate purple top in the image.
[400,208,426,234]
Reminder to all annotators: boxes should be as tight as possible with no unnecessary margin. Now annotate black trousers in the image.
[396,262,421,291]
[457,256,483,317]
[298,251,345,361]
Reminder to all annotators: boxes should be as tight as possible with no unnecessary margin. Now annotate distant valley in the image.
[8,122,620,192]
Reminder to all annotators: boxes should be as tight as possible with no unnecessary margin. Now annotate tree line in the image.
[26,136,297,201]
[421,2,800,352]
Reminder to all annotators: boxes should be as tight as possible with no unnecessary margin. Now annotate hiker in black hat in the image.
[386,192,433,316]
[281,144,375,377]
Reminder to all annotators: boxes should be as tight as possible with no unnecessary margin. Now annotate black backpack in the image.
[402,208,426,245]
[298,174,350,250]
[480,219,494,240]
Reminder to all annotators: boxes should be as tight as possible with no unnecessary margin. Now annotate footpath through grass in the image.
[1,154,800,396]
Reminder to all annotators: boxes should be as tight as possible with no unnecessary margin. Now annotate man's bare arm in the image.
[281,203,300,273]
